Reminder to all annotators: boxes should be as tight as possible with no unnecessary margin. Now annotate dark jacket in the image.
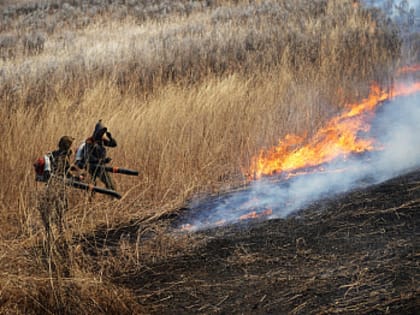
[42,136,74,181]
[49,149,73,177]
[75,121,117,168]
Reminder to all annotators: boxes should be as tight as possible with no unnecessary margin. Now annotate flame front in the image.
[397,64,420,75]
[250,81,420,179]
[180,67,420,233]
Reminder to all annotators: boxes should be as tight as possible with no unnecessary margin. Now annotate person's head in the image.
[93,120,107,141]
[58,136,74,152]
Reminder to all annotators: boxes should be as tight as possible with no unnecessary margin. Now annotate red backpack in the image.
[33,153,52,182]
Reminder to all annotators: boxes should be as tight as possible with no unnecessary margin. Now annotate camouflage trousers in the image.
[39,177,69,236]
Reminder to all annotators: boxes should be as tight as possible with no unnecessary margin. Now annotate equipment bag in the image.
[33,153,52,182]
[75,142,87,169]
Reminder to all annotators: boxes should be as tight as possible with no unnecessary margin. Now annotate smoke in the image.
[372,87,420,174]
[363,0,420,14]
[176,2,420,232]
[362,0,420,31]
[179,88,420,232]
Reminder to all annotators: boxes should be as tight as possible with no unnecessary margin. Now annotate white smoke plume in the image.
[177,1,420,232]
[179,87,420,232]
[362,0,420,32]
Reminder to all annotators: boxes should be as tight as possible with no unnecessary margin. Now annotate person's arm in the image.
[104,131,117,147]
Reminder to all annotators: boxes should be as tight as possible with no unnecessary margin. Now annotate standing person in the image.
[75,120,117,190]
[34,135,75,236]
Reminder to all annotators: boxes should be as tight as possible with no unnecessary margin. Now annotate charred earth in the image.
[83,169,419,314]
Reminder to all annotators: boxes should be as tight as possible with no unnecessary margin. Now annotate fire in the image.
[181,223,193,231]
[239,209,273,221]
[180,69,420,233]
[250,81,420,179]
[397,64,420,75]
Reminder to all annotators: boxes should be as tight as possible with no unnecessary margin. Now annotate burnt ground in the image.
[84,170,419,314]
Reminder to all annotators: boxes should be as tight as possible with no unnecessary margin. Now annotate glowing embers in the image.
[239,208,272,221]
[180,197,274,232]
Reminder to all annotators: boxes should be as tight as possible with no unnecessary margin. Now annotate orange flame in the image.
[239,209,273,221]
[249,81,420,179]
[397,64,420,75]
[181,74,420,233]
[181,223,193,231]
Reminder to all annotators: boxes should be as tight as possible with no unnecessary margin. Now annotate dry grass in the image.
[1,0,400,105]
[0,0,410,313]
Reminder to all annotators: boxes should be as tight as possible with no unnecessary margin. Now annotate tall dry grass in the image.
[1,0,400,106]
[0,0,405,313]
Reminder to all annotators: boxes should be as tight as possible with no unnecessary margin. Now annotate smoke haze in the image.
[180,87,420,231]
[363,0,420,31]
[178,1,420,232]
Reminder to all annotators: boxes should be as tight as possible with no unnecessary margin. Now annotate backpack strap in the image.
[44,152,53,173]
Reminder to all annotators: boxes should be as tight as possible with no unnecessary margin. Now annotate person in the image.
[54,136,75,175]
[35,135,75,182]
[75,120,117,190]
[35,135,75,236]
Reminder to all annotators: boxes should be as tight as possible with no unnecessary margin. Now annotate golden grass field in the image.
[0,0,415,313]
